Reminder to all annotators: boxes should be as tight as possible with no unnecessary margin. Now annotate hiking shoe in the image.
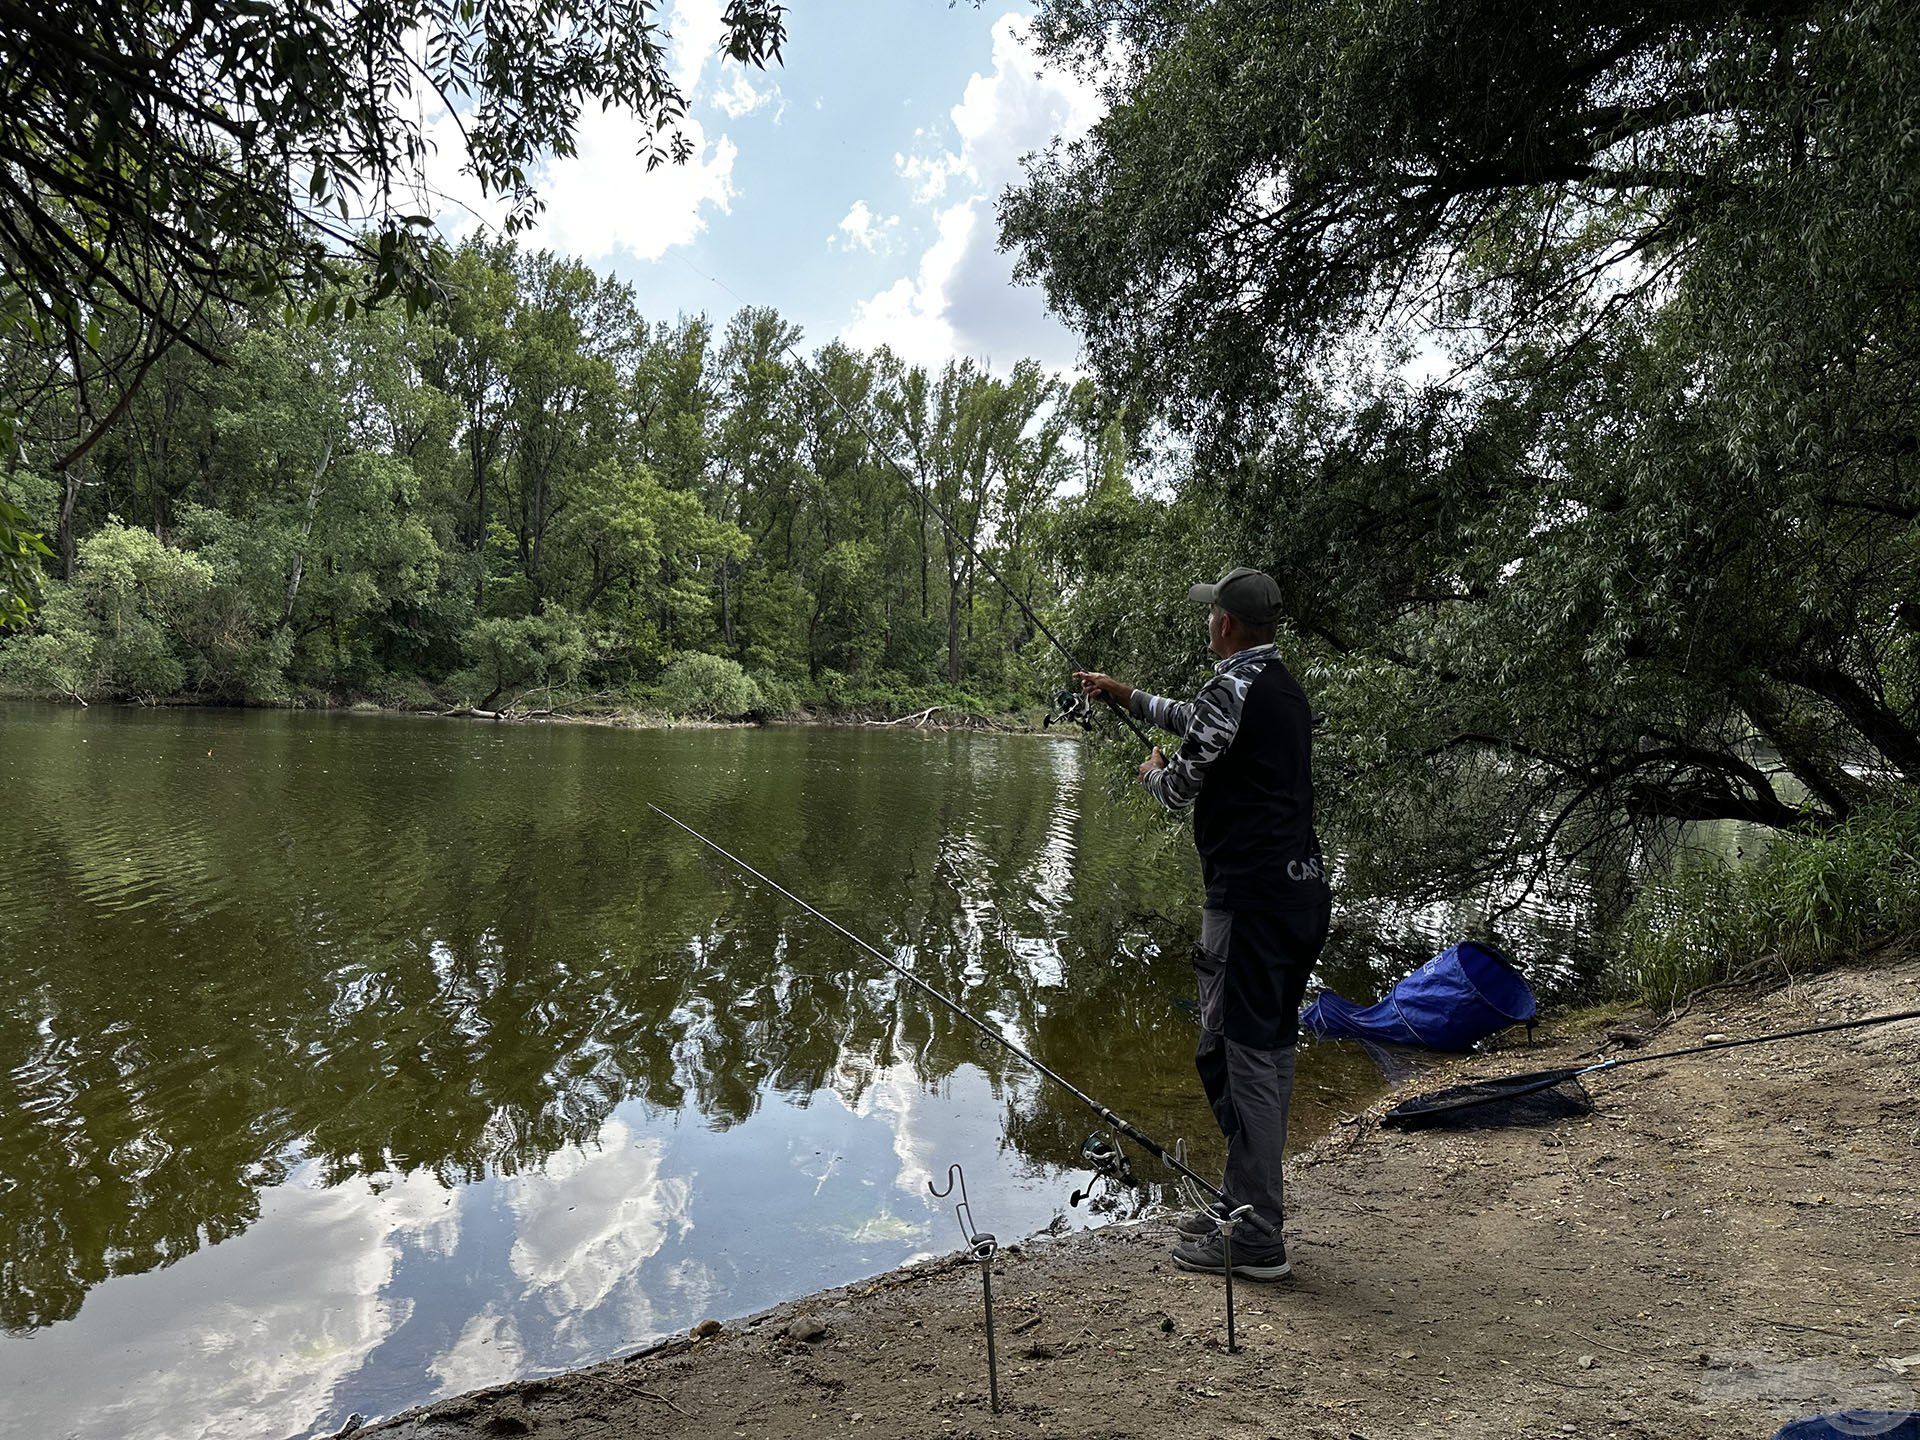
[1170,1232,1292,1282]
[1175,1204,1226,1239]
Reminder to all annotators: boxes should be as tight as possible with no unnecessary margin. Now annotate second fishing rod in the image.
[647,801,1270,1234]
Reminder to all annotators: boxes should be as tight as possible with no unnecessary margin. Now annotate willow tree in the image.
[1006,0,1920,903]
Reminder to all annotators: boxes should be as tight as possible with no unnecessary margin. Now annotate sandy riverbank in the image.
[362,958,1920,1440]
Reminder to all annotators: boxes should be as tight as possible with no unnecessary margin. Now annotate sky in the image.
[419,0,1102,371]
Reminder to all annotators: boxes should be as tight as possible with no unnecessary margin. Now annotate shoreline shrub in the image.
[657,652,762,719]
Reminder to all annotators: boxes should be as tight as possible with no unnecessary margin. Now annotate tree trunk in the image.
[472,423,489,608]
[1741,689,1856,823]
[918,488,929,620]
[945,551,964,684]
[283,435,334,623]
[529,475,547,604]
[58,464,82,580]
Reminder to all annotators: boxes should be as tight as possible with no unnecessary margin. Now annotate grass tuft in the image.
[1616,804,1920,1010]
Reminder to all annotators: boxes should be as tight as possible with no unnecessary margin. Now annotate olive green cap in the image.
[1187,565,1281,623]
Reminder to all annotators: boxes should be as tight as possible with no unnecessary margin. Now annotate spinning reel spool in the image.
[1069,1129,1137,1207]
[1043,688,1097,732]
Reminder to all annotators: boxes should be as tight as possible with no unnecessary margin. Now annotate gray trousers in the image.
[1195,906,1321,1233]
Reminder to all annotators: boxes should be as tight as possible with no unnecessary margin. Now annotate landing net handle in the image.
[1592,1005,1920,1074]
[1385,1006,1920,1128]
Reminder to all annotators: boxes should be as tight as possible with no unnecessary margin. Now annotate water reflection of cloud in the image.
[655,1255,720,1324]
[429,1309,525,1399]
[0,1163,458,1440]
[843,1061,1048,1251]
[505,1120,690,1331]
[852,1062,941,1199]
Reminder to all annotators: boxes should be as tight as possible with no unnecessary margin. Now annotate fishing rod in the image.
[647,801,1252,1223]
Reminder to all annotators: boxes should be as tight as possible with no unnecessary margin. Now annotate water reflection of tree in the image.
[7,712,1588,1335]
[3,718,1218,1330]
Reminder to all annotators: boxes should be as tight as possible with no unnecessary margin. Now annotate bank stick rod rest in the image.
[929,1163,1001,1413]
[1173,1138,1254,1353]
[1217,1203,1254,1354]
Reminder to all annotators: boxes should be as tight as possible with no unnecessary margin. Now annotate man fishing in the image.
[1075,565,1330,1282]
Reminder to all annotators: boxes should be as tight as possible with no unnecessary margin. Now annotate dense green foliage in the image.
[1014,0,1920,915]
[0,496,52,630]
[1619,806,1920,1008]
[0,0,784,492]
[0,242,1086,716]
[656,652,763,719]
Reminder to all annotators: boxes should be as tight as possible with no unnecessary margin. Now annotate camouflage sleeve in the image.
[1140,670,1248,811]
[1128,688,1196,737]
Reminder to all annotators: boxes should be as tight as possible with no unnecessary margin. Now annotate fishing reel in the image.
[1068,1129,1136,1208]
[1043,687,1096,732]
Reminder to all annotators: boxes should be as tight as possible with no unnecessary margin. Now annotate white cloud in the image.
[713,69,775,120]
[831,200,901,255]
[909,17,1103,196]
[414,95,736,264]
[407,0,744,264]
[950,28,1103,185]
[896,147,967,205]
[668,0,727,95]
[845,201,978,364]
[413,107,508,237]
[852,12,1100,369]
[529,107,738,263]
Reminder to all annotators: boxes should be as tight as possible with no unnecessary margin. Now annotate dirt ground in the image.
[364,958,1920,1440]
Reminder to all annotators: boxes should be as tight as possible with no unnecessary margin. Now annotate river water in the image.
[0,703,1606,1439]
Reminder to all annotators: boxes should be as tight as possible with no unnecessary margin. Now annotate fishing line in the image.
[647,800,1254,1221]
[669,252,1158,750]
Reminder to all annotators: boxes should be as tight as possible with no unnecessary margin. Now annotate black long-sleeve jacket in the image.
[1131,643,1328,912]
